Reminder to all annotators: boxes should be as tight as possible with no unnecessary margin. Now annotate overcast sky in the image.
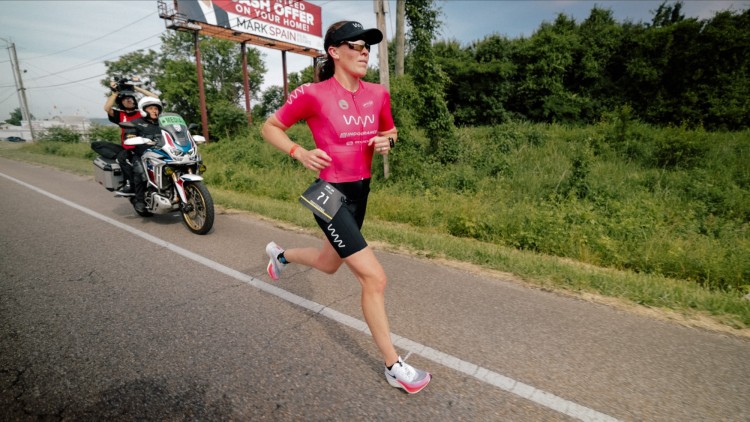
[1,0,747,120]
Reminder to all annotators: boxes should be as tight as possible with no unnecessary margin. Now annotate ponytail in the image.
[315,57,335,82]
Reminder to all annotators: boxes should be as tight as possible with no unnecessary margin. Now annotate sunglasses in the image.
[341,41,371,52]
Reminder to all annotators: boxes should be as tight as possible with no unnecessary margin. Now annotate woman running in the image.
[260,20,432,394]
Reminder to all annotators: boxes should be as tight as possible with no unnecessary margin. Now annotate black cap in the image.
[327,21,383,49]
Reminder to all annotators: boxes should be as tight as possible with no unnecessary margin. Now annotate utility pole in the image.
[193,31,209,142]
[395,0,406,76]
[374,0,391,178]
[2,37,35,141]
[241,42,253,126]
[2,39,23,116]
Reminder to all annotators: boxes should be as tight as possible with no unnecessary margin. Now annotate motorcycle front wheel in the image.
[181,182,214,235]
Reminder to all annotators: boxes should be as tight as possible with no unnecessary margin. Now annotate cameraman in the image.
[103,77,159,194]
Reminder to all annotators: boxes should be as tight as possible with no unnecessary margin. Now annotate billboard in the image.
[176,0,323,52]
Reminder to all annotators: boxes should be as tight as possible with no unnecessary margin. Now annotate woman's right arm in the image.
[261,115,299,157]
[261,115,331,171]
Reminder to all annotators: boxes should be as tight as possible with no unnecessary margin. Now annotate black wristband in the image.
[388,137,395,148]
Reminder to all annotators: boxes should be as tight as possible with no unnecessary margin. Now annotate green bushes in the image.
[88,124,119,143]
[37,127,81,143]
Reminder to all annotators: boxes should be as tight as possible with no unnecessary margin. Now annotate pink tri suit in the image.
[275,77,395,183]
[274,77,395,257]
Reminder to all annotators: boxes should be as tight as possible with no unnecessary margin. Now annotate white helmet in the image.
[138,96,162,117]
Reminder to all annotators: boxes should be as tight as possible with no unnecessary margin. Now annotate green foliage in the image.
[157,59,200,124]
[253,85,284,121]
[651,128,708,169]
[431,2,749,130]
[88,124,119,143]
[4,107,24,126]
[209,99,249,141]
[436,37,515,126]
[37,127,81,143]
[102,49,161,90]
[404,0,458,164]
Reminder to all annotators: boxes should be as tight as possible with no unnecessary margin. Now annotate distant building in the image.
[1,116,104,142]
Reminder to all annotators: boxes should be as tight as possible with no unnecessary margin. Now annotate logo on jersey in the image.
[286,83,312,104]
[342,114,375,126]
[338,99,349,110]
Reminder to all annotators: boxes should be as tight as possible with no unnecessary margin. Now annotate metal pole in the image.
[282,50,288,101]
[193,31,210,142]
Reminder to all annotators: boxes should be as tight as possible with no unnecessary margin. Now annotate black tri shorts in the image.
[314,178,370,258]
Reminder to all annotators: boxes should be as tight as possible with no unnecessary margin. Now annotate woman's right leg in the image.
[284,241,343,275]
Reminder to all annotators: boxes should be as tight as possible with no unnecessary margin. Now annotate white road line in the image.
[2,171,621,422]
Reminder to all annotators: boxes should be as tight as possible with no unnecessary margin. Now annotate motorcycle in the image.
[92,112,214,235]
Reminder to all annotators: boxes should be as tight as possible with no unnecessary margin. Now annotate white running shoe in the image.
[384,357,432,394]
[265,241,286,281]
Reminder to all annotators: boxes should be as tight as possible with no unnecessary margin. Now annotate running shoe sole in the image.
[385,372,432,394]
[266,241,284,281]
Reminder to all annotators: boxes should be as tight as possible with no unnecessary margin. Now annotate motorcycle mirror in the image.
[188,123,198,131]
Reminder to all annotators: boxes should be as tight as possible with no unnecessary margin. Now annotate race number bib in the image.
[299,179,346,223]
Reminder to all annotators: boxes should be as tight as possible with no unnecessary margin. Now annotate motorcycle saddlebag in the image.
[90,141,123,159]
[93,156,123,191]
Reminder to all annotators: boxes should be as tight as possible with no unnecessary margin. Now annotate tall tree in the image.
[404,0,458,163]
[435,37,515,126]
[515,14,583,123]
[572,6,623,118]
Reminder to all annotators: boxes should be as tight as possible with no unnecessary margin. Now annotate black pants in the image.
[314,178,371,258]
[115,149,133,189]
[131,146,149,203]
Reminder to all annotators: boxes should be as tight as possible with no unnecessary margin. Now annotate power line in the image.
[22,11,157,61]
[31,73,107,90]
[0,90,17,105]
[26,37,163,83]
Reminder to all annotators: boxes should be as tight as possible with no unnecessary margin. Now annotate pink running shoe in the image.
[384,357,432,394]
[265,241,286,281]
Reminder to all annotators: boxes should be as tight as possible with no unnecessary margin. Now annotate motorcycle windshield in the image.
[159,113,192,148]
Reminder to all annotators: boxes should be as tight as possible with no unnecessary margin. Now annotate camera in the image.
[113,75,146,92]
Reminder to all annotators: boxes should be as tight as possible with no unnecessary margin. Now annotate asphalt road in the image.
[1,156,749,421]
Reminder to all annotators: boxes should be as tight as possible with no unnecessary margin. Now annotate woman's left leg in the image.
[344,246,399,366]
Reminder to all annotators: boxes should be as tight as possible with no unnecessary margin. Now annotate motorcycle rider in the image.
[103,78,159,195]
[125,96,164,213]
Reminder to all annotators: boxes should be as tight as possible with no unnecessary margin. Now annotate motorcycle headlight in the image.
[169,147,183,157]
